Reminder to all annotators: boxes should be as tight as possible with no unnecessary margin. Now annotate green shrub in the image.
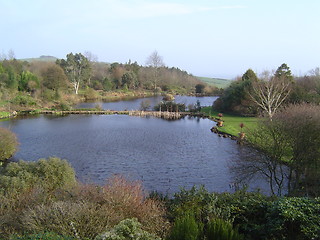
[83,87,100,101]
[11,95,37,106]
[95,218,161,240]
[0,157,76,194]
[267,197,320,240]
[0,127,18,163]
[215,190,272,239]
[153,102,186,112]
[206,218,244,240]
[9,232,75,240]
[56,102,72,111]
[169,213,200,240]
[170,186,229,224]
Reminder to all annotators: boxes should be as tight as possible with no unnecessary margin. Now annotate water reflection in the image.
[0,113,269,195]
[76,95,218,111]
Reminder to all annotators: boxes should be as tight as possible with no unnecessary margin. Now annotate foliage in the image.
[214,190,272,239]
[140,99,151,111]
[275,63,294,82]
[18,71,40,92]
[274,103,320,196]
[289,74,320,104]
[0,174,167,239]
[241,69,258,82]
[0,111,11,118]
[0,127,18,162]
[41,65,68,91]
[9,232,76,240]
[169,213,200,240]
[169,187,320,240]
[195,83,206,94]
[213,74,256,115]
[56,53,91,94]
[121,71,139,89]
[154,101,186,112]
[83,87,101,101]
[0,157,76,194]
[95,218,161,240]
[267,197,320,240]
[21,200,110,240]
[206,218,244,240]
[11,94,37,106]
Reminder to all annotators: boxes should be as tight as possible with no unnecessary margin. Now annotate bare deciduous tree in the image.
[145,50,165,91]
[249,75,291,120]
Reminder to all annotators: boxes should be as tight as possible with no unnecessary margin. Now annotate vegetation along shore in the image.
[1,50,320,239]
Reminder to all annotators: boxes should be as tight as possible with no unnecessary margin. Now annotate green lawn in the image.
[197,77,232,89]
[201,107,258,136]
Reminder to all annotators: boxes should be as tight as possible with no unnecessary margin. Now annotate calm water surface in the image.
[76,96,218,110]
[0,96,268,194]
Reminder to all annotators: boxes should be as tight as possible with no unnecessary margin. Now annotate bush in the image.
[21,201,110,240]
[0,157,76,194]
[154,102,186,112]
[95,218,161,240]
[19,176,168,239]
[169,213,200,240]
[9,232,76,240]
[170,186,229,224]
[11,95,37,106]
[83,87,100,101]
[206,218,244,240]
[0,127,18,162]
[267,197,320,240]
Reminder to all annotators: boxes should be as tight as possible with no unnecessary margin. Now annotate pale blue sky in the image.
[1,0,319,78]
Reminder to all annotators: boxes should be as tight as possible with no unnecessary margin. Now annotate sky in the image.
[1,0,319,79]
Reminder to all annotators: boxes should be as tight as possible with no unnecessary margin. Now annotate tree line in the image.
[214,63,320,117]
[0,50,215,111]
[213,63,320,197]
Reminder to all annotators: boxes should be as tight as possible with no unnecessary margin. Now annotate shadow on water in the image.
[0,96,271,195]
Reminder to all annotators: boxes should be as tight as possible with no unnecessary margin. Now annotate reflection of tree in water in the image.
[230,146,289,196]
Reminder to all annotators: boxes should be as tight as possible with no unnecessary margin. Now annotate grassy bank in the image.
[201,107,258,136]
[0,111,11,119]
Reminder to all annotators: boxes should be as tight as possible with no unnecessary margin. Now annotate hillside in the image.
[197,76,232,89]
[21,55,58,62]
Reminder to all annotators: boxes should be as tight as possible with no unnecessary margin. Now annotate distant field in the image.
[21,56,57,62]
[197,77,232,89]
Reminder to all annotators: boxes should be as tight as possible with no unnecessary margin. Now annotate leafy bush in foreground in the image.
[0,127,18,162]
[95,218,160,240]
[267,197,320,240]
[0,157,76,194]
[206,218,243,240]
[9,232,75,240]
[169,213,200,240]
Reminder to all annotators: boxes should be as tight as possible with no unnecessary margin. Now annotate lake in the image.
[0,96,268,194]
[75,95,219,110]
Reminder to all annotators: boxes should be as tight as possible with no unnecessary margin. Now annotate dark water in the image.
[0,96,269,194]
[0,114,267,194]
[76,96,218,110]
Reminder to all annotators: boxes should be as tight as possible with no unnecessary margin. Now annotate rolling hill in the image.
[197,76,232,89]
